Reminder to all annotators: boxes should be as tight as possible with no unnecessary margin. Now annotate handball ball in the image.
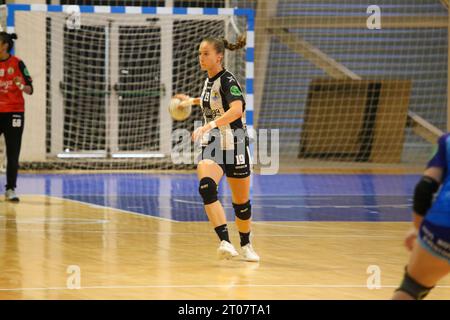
[169,97,192,121]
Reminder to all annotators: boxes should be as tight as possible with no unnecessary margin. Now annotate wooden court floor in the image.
[0,195,449,300]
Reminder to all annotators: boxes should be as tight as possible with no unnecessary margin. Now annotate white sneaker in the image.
[241,243,260,262]
[217,240,239,260]
[5,189,19,202]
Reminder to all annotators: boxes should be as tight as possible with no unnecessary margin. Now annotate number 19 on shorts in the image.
[236,154,245,165]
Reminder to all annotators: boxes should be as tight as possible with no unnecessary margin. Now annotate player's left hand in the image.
[192,123,214,142]
[404,228,418,252]
[192,125,208,142]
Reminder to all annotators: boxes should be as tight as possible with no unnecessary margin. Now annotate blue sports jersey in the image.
[425,133,450,227]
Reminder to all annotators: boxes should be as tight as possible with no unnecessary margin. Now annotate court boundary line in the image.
[43,195,179,223]
[0,226,406,238]
[9,194,412,224]
[10,194,412,223]
[175,198,410,209]
[252,221,411,227]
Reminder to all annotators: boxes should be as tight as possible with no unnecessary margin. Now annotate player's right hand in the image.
[173,94,194,109]
[173,93,190,101]
[179,98,194,109]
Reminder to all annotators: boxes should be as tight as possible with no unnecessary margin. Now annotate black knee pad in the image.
[396,268,434,300]
[233,200,251,220]
[198,177,218,205]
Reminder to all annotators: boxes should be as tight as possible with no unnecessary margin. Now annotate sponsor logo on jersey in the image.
[230,85,242,97]
[204,108,221,119]
[212,91,219,101]
[0,69,4,77]
[0,80,12,92]
[227,76,235,83]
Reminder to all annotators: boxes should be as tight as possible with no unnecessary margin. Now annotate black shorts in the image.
[199,136,251,178]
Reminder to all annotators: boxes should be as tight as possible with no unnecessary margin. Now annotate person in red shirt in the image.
[0,32,33,202]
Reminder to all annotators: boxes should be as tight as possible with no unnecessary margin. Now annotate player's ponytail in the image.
[0,32,18,53]
[223,35,246,51]
[203,34,246,55]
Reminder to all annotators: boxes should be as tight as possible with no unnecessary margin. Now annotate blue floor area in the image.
[2,173,420,222]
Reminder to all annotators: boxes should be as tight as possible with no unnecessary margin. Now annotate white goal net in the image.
[5,4,249,170]
[2,1,449,172]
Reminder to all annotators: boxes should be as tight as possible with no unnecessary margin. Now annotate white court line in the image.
[45,195,179,223]
[0,217,109,225]
[0,283,449,292]
[252,221,409,228]
[173,199,410,209]
[0,227,402,238]
[16,195,410,225]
